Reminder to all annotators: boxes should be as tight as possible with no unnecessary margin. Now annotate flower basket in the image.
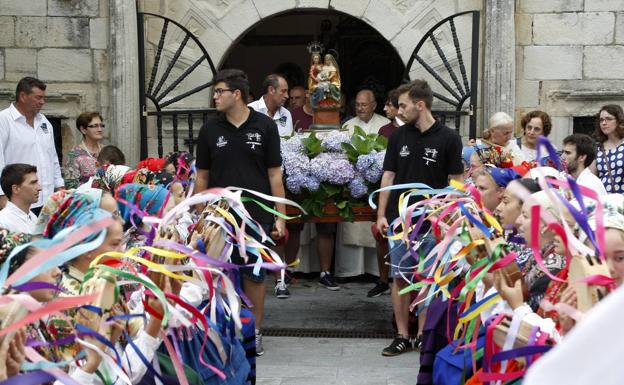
[281,127,387,222]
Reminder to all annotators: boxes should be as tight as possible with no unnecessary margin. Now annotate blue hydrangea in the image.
[310,153,355,185]
[355,150,385,183]
[304,175,320,191]
[281,134,307,154]
[349,176,368,198]
[321,131,350,152]
[285,174,307,194]
[282,151,310,177]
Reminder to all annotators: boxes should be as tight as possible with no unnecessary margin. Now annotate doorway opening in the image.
[220,10,406,115]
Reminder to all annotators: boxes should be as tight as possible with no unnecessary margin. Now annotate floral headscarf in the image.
[33,189,74,235]
[0,229,32,276]
[92,164,131,193]
[116,183,171,226]
[44,193,98,239]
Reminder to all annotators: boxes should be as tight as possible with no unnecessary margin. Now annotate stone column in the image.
[109,0,140,166]
[483,0,515,128]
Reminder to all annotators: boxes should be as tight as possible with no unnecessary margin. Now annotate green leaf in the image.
[301,131,323,158]
[321,183,342,197]
[341,142,360,163]
[312,204,324,217]
[374,135,388,150]
[336,200,348,209]
[352,125,367,139]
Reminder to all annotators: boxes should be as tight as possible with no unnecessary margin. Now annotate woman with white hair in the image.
[474,112,526,166]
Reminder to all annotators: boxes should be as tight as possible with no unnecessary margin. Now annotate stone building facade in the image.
[1,0,623,164]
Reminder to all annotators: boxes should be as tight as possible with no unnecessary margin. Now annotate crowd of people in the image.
[0,70,623,385]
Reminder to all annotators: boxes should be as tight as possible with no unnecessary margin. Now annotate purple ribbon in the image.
[0,371,55,385]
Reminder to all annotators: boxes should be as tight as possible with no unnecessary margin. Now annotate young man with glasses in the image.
[195,69,287,356]
[0,77,64,215]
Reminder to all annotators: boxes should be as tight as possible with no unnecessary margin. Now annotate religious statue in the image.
[309,53,341,108]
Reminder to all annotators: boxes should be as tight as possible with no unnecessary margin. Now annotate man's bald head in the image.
[355,89,376,123]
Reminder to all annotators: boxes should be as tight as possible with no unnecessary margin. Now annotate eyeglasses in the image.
[600,117,616,123]
[355,103,371,108]
[87,123,105,128]
[214,88,235,96]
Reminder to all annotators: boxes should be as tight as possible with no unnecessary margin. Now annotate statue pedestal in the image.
[311,105,341,131]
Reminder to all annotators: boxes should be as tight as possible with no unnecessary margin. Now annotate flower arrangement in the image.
[281,127,387,221]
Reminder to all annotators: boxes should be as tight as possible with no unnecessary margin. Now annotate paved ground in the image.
[258,276,421,385]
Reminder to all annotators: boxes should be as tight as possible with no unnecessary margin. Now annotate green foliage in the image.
[301,131,323,158]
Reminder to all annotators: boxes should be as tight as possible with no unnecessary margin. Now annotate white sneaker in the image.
[255,330,264,356]
[274,280,290,299]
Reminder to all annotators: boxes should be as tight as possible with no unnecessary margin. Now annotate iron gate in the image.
[137,12,219,159]
[402,10,480,139]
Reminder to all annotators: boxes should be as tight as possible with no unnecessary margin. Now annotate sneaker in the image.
[318,272,340,291]
[274,280,290,299]
[367,281,390,298]
[412,335,423,351]
[255,330,264,356]
[382,336,412,357]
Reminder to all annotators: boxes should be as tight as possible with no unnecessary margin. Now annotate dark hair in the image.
[76,112,103,136]
[97,145,126,165]
[386,89,399,109]
[1,163,38,200]
[594,104,624,143]
[563,133,597,168]
[262,74,285,94]
[521,110,552,137]
[15,77,46,100]
[214,69,250,102]
[397,80,433,109]
[516,178,541,201]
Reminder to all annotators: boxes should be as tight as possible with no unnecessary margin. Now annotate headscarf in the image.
[487,166,521,188]
[136,157,165,172]
[166,151,194,180]
[92,164,131,193]
[0,229,32,276]
[116,184,171,225]
[44,193,98,239]
[33,189,75,235]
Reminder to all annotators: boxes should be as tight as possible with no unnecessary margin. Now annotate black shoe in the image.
[412,335,423,351]
[367,281,390,297]
[318,272,340,291]
[382,336,412,357]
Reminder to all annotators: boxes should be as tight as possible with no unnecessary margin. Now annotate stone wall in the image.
[515,0,624,147]
[0,0,109,161]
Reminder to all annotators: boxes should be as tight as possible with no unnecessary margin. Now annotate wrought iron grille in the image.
[402,10,480,139]
[137,12,218,158]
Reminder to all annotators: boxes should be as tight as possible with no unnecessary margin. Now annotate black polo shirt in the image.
[195,108,282,224]
[383,120,463,221]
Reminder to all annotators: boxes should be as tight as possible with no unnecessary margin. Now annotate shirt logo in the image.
[399,145,410,157]
[275,115,287,127]
[246,132,262,149]
[423,147,438,165]
[216,136,228,148]
[41,122,48,134]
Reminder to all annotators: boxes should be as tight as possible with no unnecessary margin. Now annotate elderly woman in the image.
[518,110,553,162]
[64,112,106,189]
[591,104,624,193]
[476,112,525,166]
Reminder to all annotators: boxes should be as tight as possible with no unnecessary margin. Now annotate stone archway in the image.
[131,0,488,156]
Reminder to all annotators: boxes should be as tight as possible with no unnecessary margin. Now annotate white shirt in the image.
[0,103,64,207]
[342,113,390,135]
[0,201,37,233]
[577,167,608,196]
[248,97,293,136]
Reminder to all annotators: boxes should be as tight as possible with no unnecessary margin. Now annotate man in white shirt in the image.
[342,89,390,135]
[0,163,41,233]
[0,77,64,214]
[560,133,607,196]
[248,74,293,136]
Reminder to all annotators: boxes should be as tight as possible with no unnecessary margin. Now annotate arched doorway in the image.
[220,10,406,114]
